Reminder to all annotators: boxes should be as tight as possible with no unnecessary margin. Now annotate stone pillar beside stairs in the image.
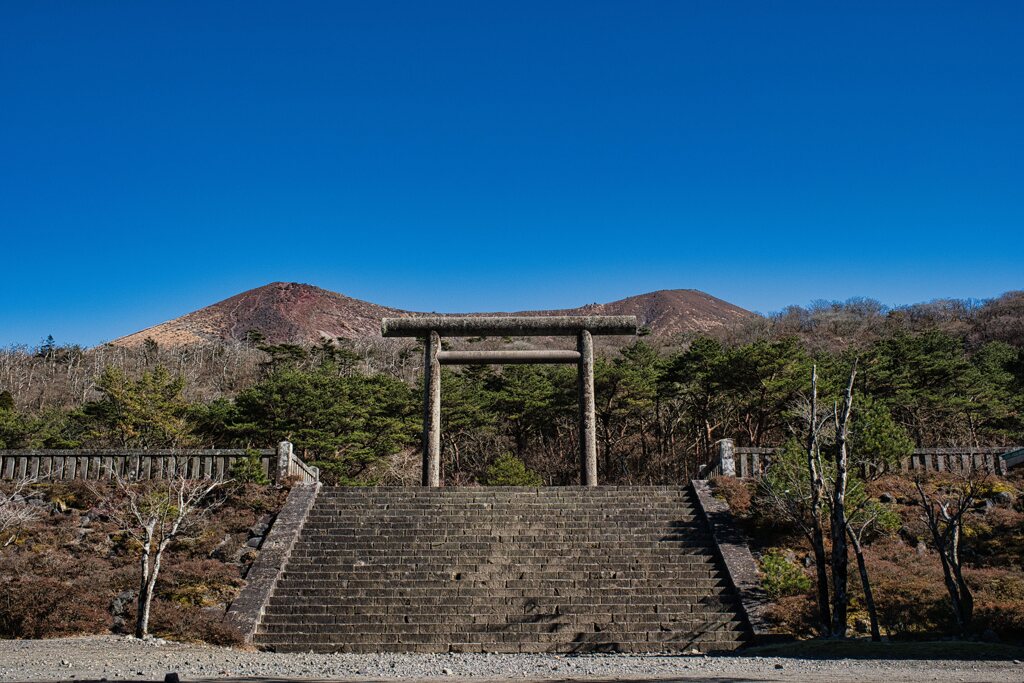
[718,438,736,477]
[276,441,293,482]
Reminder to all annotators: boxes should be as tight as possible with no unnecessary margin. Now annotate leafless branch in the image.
[0,477,44,545]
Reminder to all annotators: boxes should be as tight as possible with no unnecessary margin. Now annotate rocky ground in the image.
[0,636,1022,683]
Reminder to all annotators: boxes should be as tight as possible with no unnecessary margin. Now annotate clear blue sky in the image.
[2,2,1022,346]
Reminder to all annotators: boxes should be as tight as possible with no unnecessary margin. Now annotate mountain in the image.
[505,289,755,336]
[109,282,754,348]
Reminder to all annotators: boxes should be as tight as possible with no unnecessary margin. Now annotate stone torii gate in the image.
[381,316,637,486]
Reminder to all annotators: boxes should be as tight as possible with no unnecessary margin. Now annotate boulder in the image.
[248,522,270,539]
[209,533,233,561]
[993,491,1014,505]
[111,589,136,632]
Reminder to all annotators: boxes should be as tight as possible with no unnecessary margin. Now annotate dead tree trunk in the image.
[805,365,832,636]
[846,523,881,641]
[829,362,857,638]
[915,477,977,635]
[135,520,155,638]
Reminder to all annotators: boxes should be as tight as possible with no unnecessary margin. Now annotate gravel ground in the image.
[0,636,1020,683]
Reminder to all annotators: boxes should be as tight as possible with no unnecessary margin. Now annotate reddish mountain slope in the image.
[516,289,754,336]
[112,283,403,347]
[110,283,753,347]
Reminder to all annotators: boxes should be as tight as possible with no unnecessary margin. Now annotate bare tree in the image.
[0,478,43,546]
[804,365,832,636]
[844,486,897,642]
[914,473,981,635]
[370,446,421,485]
[829,360,857,638]
[101,473,227,638]
[762,362,861,638]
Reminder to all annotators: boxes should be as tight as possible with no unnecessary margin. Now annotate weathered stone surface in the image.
[993,491,1014,505]
[422,331,441,488]
[577,331,597,486]
[0,442,318,484]
[691,480,777,644]
[226,483,320,642]
[437,350,581,365]
[718,439,736,477]
[253,486,750,653]
[381,316,637,338]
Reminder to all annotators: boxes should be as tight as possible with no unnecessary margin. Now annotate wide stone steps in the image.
[262,622,744,635]
[267,596,740,608]
[257,631,748,653]
[302,527,697,533]
[306,510,695,516]
[298,523,705,529]
[258,626,747,640]
[277,572,725,583]
[253,486,749,653]
[270,588,730,599]
[291,536,713,548]
[281,564,717,573]
[287,546,712,555]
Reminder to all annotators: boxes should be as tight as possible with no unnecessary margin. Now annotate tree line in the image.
[0,294,1022,485]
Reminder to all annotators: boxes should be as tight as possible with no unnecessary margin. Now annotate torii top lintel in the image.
[381,315,638,338]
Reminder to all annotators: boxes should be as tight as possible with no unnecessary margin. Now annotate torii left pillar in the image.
[422,330,442,487]
[577,329,597,486]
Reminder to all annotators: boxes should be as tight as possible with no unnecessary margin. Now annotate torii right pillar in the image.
[577,329,597,486]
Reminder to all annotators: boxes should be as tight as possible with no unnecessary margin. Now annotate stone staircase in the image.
[254,486,750,653]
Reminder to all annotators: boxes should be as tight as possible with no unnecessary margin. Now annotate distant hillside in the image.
[109,282,755,348]
[514,289,754,337]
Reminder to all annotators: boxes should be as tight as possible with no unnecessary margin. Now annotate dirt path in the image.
[0,636,1020,683]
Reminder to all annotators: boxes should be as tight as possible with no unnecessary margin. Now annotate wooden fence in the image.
[0,441,319,484]
[701,439,1021,479]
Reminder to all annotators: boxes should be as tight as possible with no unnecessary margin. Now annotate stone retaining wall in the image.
[691,479,780,644]
[226,482,321,642]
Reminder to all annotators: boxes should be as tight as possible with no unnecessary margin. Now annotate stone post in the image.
[718,438,736,478]
[577,330,597,486]
[277,441,293,483]
[423,331,442,487]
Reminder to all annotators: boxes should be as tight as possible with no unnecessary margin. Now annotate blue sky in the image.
[1,2,1022,346]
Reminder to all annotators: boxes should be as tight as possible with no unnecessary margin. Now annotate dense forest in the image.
[1,292,1022,486]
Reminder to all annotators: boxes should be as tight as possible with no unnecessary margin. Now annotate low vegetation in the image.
[482,453,543,487]
[760,549,813,599]
[0,478,287,643]
[719,469,1024,644]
